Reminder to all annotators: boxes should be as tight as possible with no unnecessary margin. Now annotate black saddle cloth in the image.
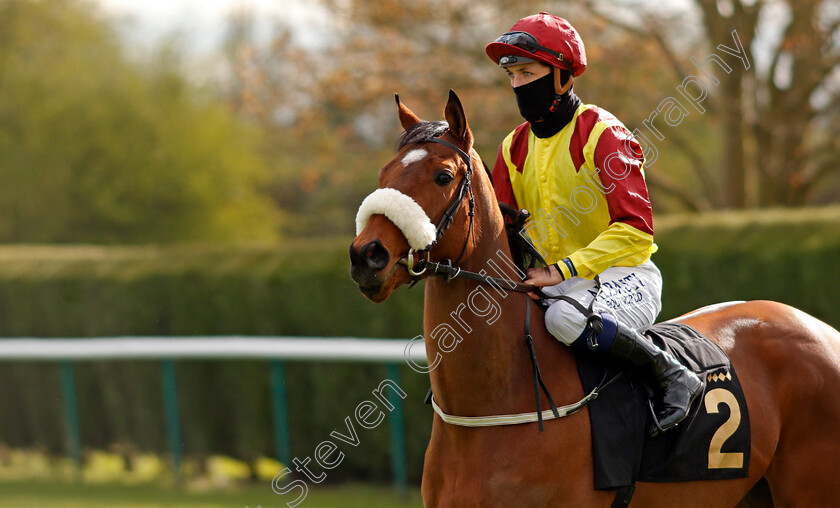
[575,321,751,490]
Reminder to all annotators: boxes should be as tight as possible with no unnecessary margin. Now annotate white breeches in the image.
[542,260,663,345]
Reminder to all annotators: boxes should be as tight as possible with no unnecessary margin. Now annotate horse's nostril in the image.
[359,239,389,270]
[349,242,363,267]
[350,239,390,272]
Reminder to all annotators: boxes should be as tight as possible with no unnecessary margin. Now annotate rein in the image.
[403,135,616,431]
[421,259,536,293]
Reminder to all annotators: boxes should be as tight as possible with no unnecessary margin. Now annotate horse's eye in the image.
[434,170,454,186]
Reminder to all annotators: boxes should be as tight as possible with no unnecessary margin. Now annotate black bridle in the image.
[427,138,476,260]
[401,136,538,293]
[401,136,476,280]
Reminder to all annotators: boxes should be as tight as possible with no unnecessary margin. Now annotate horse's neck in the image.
[423,206,578,416]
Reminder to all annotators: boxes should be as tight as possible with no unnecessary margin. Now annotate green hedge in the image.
[654,206,840,325]
[0,241,429,483]
[0,207,838,484]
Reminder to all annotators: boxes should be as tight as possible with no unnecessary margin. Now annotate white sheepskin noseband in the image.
[355,188,436,251]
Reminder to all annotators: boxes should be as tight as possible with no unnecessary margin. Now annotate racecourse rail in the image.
[0,336,426,495]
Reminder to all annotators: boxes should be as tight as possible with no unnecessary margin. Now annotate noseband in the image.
[402,137,476,280]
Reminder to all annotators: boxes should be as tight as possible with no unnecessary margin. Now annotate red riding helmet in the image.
[485,12,587,77]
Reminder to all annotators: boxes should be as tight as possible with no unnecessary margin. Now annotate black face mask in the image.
[513,71,557,123]
[513,70,581,138]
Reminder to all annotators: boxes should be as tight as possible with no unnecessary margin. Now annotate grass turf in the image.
[0,480,424,508]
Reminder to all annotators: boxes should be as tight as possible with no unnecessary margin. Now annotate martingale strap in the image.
[525,296,561,431]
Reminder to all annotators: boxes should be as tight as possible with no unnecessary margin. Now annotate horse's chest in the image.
[424,470,559,508]
[423,427,591,507]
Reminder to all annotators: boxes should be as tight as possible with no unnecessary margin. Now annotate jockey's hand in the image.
[524,264,564,299]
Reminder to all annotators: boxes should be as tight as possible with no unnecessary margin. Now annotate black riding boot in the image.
[608,322,703,435]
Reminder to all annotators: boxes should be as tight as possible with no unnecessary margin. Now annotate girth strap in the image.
[428,369,624,427]
[429,388,596,426]
[611,483,637,507]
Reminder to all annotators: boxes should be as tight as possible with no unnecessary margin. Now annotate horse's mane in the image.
[397,121,449,150]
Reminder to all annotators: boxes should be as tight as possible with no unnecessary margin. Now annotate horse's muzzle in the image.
[349,239,391,288]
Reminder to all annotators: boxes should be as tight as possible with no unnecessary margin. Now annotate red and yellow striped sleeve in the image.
[561,110,655,280]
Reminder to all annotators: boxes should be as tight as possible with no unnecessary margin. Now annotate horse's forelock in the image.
[396,121,449,151]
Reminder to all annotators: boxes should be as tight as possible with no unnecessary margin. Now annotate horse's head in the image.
[350,90,479,302]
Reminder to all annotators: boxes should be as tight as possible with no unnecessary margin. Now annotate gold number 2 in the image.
[704,388,744,469]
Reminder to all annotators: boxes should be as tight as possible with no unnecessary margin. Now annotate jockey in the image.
[486,13,702,433]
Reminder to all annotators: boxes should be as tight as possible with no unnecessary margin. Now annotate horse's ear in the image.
[444,90,473,148]
[395,94,421,130]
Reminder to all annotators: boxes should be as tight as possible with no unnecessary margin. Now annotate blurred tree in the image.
[220,1,547,235]
[0,0,280,243]
[581,0,840,208]
[221,0,734,233]
[223,0,840,236]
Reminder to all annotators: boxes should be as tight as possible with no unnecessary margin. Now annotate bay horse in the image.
[349,90,840,507]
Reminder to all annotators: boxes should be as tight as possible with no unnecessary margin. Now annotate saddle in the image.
[576,322,751,491]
